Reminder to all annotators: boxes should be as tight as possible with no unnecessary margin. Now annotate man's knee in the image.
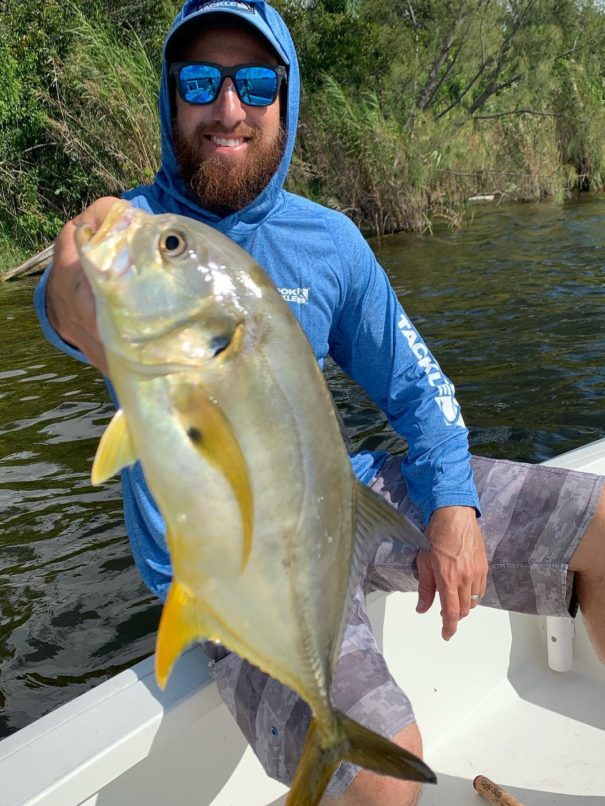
[323,722,424,806]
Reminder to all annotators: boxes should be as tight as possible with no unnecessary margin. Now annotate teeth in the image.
[210,136,244,147]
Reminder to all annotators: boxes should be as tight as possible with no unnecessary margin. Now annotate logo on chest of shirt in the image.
[279,287,309,304]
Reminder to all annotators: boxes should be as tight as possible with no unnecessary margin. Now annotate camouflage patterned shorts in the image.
[204,455,604,798]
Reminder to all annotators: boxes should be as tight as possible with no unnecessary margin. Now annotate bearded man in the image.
[35,2,605,805]
[169,19,286,212]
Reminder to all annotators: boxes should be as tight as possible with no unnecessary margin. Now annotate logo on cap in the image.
[186,0,255,16]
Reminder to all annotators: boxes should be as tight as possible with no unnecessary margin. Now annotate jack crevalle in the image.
[76,201,436,804]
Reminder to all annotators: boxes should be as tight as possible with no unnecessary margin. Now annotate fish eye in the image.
[159,230,187,257]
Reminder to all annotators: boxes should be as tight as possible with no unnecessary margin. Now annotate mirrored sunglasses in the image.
[170,62,287,107]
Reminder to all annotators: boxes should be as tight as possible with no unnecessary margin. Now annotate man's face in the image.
[172,25,284,212]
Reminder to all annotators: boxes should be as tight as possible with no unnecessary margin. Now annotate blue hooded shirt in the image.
[35,0,479,601]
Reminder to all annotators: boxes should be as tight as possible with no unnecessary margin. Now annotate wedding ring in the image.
[470,594,482,601]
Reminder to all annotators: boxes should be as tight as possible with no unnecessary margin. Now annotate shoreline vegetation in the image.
[2,0,605,274]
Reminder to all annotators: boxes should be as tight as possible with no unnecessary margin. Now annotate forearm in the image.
[399,428,479,524]
[34,266,90,364]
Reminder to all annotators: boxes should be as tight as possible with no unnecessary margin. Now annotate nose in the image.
[212,78,246,128]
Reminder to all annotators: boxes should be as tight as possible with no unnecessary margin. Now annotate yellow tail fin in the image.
[286,712,436,806]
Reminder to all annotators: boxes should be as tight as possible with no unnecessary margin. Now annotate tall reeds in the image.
[45,12,161,196]
[0,3,163,268]
[288,77,569,236]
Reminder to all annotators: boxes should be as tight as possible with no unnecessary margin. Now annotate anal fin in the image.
[155,579,214,689]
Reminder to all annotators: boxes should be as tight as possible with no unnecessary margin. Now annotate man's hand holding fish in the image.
[48,196,121,376]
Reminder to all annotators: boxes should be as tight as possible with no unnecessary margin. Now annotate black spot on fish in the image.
[187,427,203,446]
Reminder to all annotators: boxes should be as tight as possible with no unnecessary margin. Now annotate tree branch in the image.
[435,59,492,120]
[474,108,560,119]
[469,72,523,114]
[415,5,473,111]
[467,0,535,114]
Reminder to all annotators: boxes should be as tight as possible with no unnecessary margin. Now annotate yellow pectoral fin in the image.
[155,580,213,690]
[174,387,254,572]
[91,409,137,485]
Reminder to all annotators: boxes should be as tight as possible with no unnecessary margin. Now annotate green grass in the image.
[0,233,29,278]
[44,9,161,196]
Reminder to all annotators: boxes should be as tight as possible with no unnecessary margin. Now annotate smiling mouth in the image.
[207,135,251,148]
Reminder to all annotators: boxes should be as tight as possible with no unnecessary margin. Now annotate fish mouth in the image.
[75,201,136,252]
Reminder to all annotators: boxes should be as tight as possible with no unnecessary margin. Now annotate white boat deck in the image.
[1,440,605,805]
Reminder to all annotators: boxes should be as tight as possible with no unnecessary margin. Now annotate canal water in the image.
[0,197,604,739]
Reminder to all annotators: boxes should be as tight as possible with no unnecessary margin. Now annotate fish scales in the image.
[78,201,436,804]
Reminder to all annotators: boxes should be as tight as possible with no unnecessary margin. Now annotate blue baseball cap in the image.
[165,0,289,66]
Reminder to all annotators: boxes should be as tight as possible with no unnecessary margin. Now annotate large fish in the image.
[76,201,436,804]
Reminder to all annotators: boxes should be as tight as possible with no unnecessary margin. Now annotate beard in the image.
[172,121,285,213]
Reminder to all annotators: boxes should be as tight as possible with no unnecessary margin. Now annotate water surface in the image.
[0,197,604,739]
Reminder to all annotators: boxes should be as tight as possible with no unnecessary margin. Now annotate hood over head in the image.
[124,0,300,233]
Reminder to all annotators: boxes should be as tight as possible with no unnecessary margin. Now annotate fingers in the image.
[458,582,473,620]
[469,572,488,611]
[48,196,123,374]
[441,580,480,640]
[421,505,489,641]
[416,550,436,614]
[72,195,124,230]
[461,571,488,619]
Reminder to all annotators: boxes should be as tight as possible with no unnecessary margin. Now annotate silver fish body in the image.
[77,202,435,804]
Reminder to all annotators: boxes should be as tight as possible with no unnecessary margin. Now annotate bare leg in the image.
[569,488,605,664]
[322,723,424,806]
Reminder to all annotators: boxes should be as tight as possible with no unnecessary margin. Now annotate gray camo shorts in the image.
[204,455,604,798]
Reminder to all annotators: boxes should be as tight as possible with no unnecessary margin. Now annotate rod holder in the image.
[546,615,574,672]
